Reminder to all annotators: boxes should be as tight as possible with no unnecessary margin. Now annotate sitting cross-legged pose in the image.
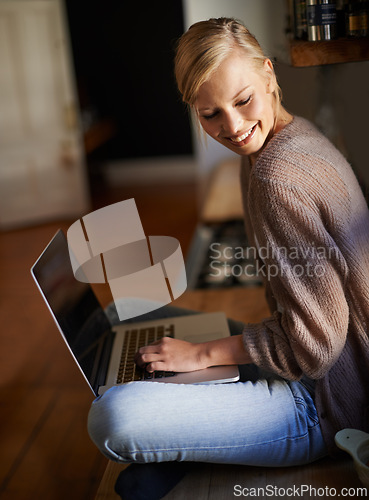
[88,17,369,499]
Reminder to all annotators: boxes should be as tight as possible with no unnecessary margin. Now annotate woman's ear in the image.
[263,58,277,94]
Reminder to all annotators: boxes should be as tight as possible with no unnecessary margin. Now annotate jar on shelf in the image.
[359,0,369,36]
[307,0,338,40]
[294,0,308,39]
[346,0,363,36]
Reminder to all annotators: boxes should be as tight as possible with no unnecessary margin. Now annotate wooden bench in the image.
[95,456,362,499]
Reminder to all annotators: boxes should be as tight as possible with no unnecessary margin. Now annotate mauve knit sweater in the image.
[240,116,369,455]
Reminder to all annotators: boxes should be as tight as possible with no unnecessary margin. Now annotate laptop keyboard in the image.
[116,325,177,384]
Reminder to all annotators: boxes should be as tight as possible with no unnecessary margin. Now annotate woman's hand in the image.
[135,334,252,374]
[134,337,205,373]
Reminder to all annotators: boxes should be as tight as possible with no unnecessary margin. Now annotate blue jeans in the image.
[87,303,328,467]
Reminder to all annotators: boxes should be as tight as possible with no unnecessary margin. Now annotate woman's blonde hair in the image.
[174,17,282,109]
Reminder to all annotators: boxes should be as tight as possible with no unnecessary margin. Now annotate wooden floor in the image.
[0,176,198,500]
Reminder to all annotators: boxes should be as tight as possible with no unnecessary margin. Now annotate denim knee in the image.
[87,384,145,462]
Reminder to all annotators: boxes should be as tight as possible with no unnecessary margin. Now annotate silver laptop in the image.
[31,230,239,396]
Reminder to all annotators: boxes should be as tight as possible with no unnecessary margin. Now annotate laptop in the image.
[31,230,239,396]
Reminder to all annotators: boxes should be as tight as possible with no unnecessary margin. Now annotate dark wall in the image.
[65,0,193,160]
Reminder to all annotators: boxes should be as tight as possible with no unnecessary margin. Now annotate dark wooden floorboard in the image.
[0,178,198,499]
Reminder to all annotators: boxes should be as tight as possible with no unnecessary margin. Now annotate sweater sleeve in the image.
[242,174,350,380]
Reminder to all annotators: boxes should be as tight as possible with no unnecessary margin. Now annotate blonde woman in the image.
[88,18,369,499]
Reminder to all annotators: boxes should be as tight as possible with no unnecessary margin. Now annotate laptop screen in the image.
[31,230,112,392]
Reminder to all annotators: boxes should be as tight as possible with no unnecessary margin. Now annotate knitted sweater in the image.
[240,116,369,455]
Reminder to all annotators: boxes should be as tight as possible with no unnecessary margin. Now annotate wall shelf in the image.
[289,38,369,67]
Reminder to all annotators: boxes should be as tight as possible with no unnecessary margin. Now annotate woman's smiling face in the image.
[195,51,277,159]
